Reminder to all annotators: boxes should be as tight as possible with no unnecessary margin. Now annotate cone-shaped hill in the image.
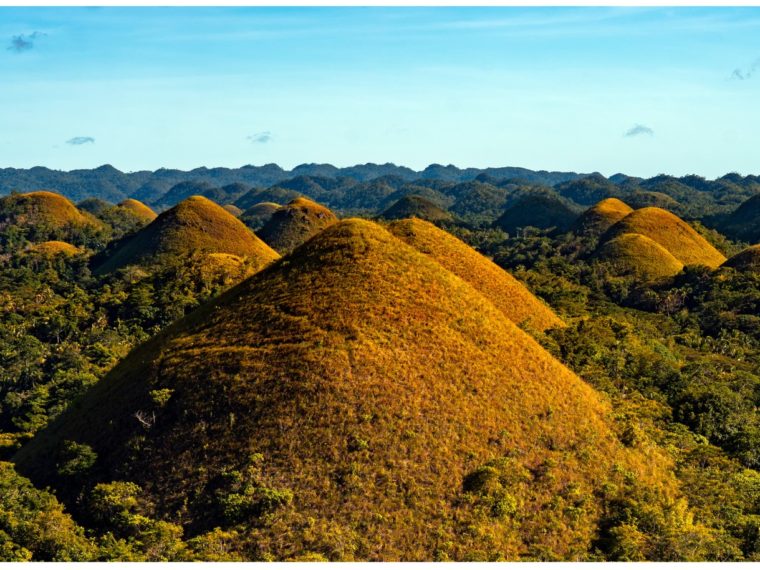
[16,219,678,560]
[94,196,278,274]
[26,240,81,258]
[118,198,157,223]
[381,195,453,222]
[723,244,760,272]
[240,202,281,231]
[0,191,102,232]
[594,233,684,280]
[494,193,579,235]
[257,197,337,254]
[387,218,564,331]
[572,198,633,237]
[602,207,726,268]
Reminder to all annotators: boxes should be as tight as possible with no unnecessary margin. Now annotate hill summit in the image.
[257,197,337,253]
[595,232,684,280]
[387,218,564,331]
[381,195,453,222]
[723,244,760,272]
[0,191,102,232]
[573,198,633,236]
[118,198,157,223]
[493,192,579,235]
[94,195,278,273]
[602,207,726,268]
[16,218,678,561]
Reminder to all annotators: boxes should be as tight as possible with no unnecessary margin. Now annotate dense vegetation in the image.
[1,166,760,560]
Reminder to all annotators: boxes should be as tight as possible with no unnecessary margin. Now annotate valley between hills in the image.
[1,163,760,561]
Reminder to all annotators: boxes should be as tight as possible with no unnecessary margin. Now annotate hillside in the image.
[15,218,679,561]
[387,218,564,331]
[717,194,760,243]
[594,232,685,280]
[603,207,726,268]
[572,198,633,237]
[723,244,760,272]
[93,195,279,273]
[381,195,453,222]
[118,199,157,223]
[26,240,81,258]
[493,192,579,235]
[257,197,337,253]
[221,204,243,217]
[240,202,280,230]
[0,191,101,233]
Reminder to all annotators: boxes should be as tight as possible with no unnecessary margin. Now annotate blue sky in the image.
[1,7,759,178]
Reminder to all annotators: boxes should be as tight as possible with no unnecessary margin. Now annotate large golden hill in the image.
[94,195,278,273]
[118,198,157,223]
[0,191,102,231]
[723,244,760,272]
[387,218,564,331]
[573,198,633,236]
[257,197,337,253]
[603,207,726,268]
[16,219,679,561]
[595,232,685,280]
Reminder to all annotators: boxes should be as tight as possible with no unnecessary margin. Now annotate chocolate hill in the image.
[257,197,337,253]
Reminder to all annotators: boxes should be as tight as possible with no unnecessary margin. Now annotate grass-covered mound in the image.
[381,195,453,222]
[118,199,157,223]
[718,194,760,243]
[94,195,279,274]
[26,240,81,258]
[595,233,685,280]
[257,197,337,253]
[240,202,280,231]
[387,218,564,331]
[0,191,102,233]
[626,191,681,212]
[722,244,760,272]
[221,204,243,218]
[573,198,633,237]
[603,207,726,268]
[493,192,579,235]
[16,219,683,561]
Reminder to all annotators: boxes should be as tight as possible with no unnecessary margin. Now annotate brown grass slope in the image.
[381,195,453,222]
[0,191,102,230]
[240,202,281,231]
[603,207,726,268]
[723,244,760,272]
[595,233,685,280]
[572,198,633,237]
[16,219,678,560]
[94,195,278,274]
[387,218,564,331]
[118,198,157,223]
[26,240,81,257]
[257,197,337,254]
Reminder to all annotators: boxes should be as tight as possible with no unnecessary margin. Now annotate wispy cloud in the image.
[624,124,654,138]
[7,31,45,53]
[731,58,760,80]
[247,131,272,144]
[66,136,95,145]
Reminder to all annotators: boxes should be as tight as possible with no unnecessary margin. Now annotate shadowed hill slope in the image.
[595,233,685,280]
[718,194,760,243]
[240,202,281,231]
[573,198,633,237]
[257,197,337,253]
[93,195,278,274]
[387,218,564,331]
[723,244,760,272]
[381,195,453,222]
[16,219,679,561]
[494,193,579,235]
[221,204,243,217]
[118,199,157,223]
[603,207,726,268]
[0,191,102,232]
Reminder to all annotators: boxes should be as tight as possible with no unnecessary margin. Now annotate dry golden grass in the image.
[387,218,564,331]
[26,240,81,257]
[381,195,452,222]
[17,219,679,561]
[118,198,158,222]
[603,207,726,268]
[723,244,760,272]
[595,232,685,280]
[257,197,337,253]
[95,195,279,274]
[573,198,633,236]
[0,190,103,230]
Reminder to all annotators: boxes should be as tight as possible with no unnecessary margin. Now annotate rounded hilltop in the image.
[595,232,684,280]
[573,198,633,236]
[26,240,81,258]
[387,217,564,331]
[723,244,760,272]
[0,190,102,232]
[221,204,243,217]
[381,195,453,223]
[240,201,281,231]
[118,198,157,223]
[94,195,279,274]
[257,196,337,253]
[16,218,679,561]
[494,192,579,234]
[602,206,726,268]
